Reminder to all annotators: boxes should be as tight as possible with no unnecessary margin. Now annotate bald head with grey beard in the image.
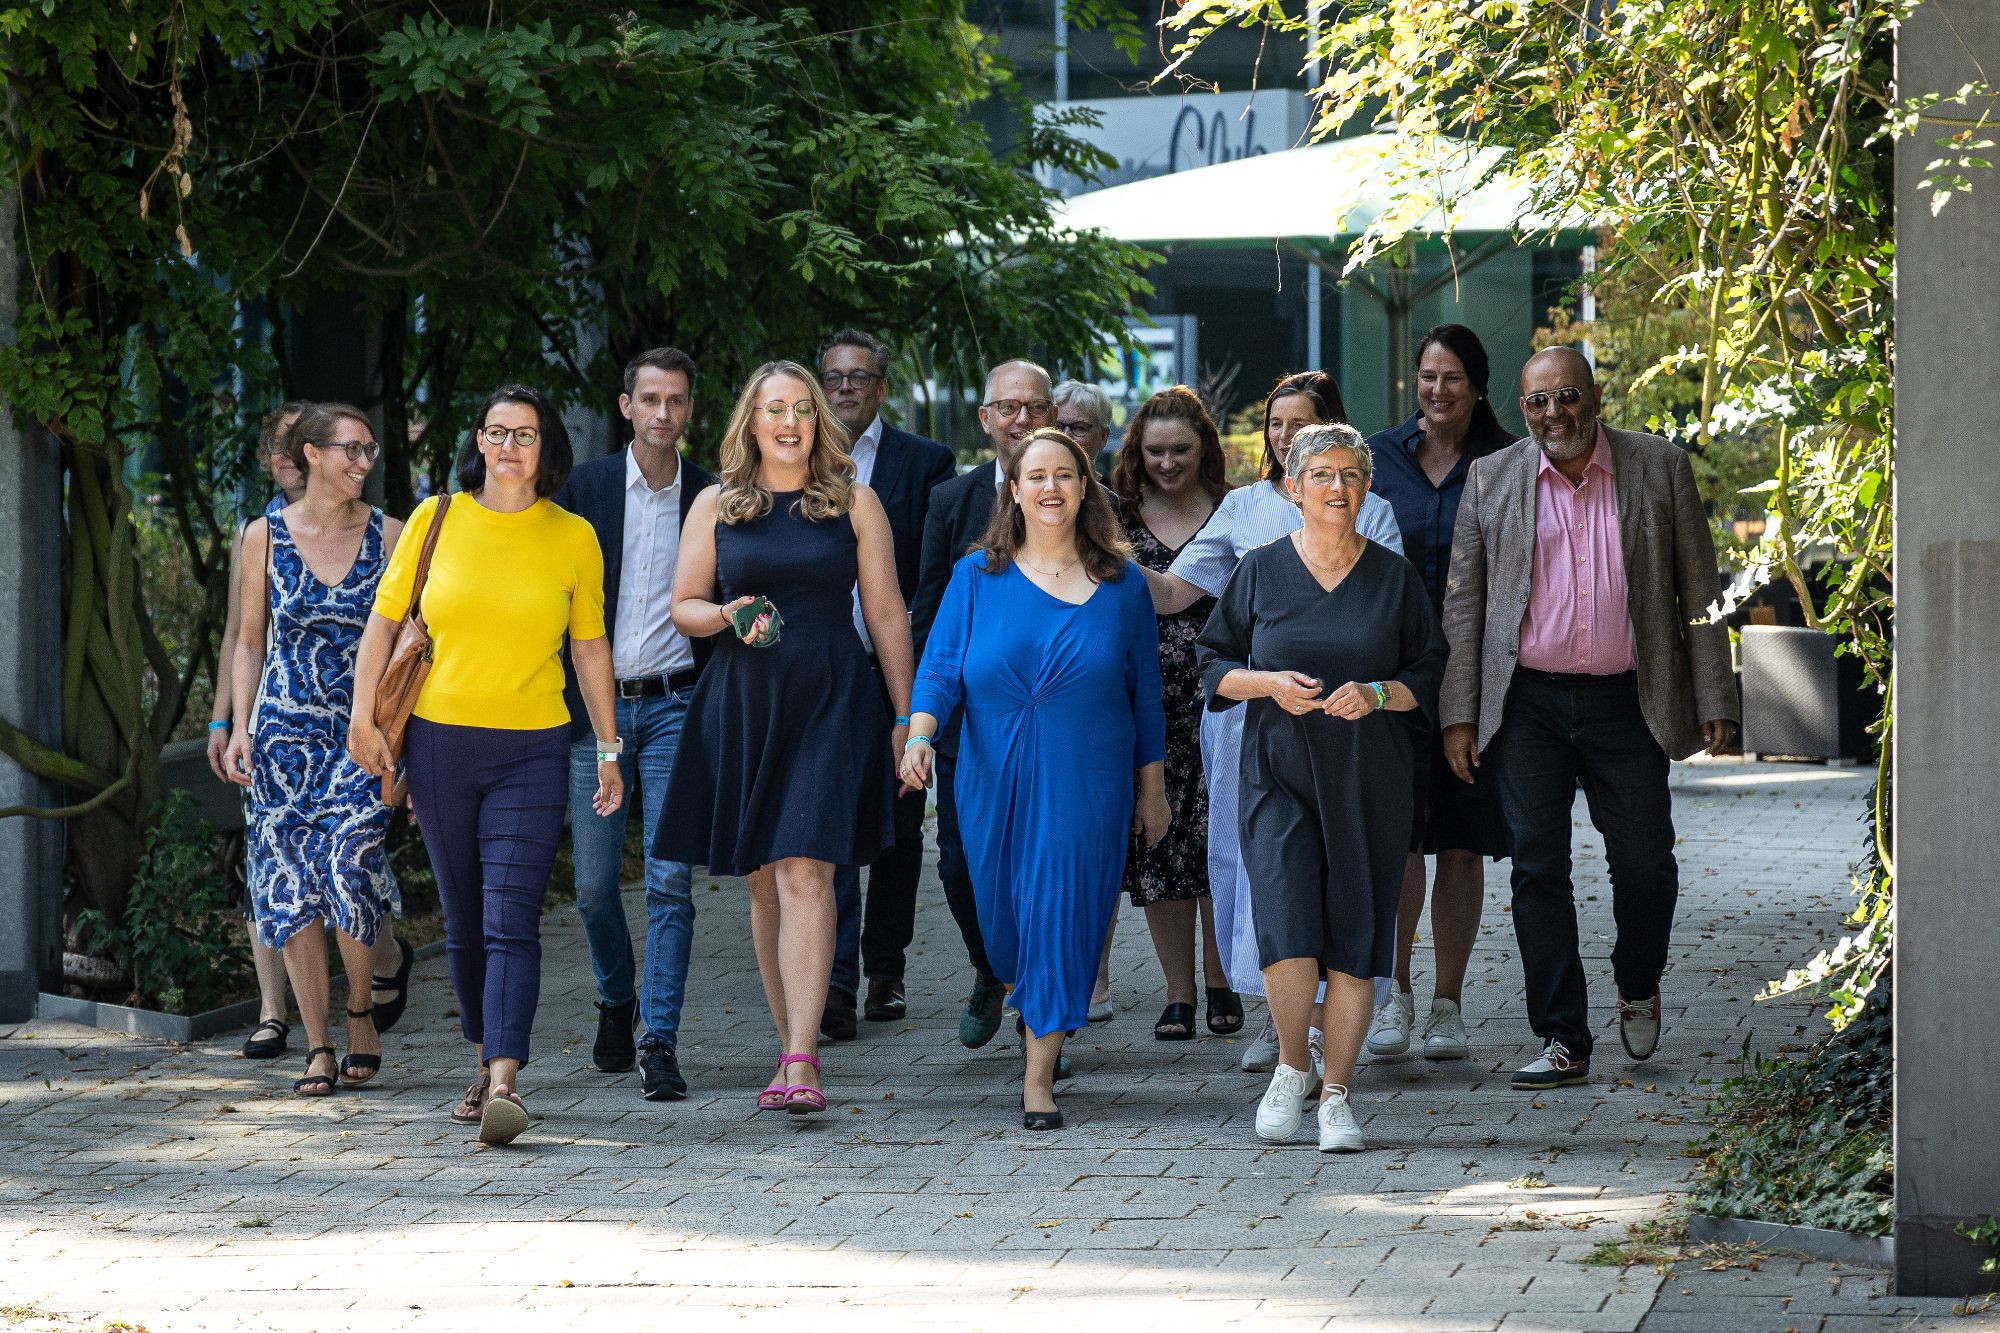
[1520,347,1603,465]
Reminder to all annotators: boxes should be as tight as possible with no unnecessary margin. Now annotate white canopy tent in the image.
[1050,131,1589,418]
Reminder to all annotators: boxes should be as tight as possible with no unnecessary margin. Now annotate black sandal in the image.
[242,1017,290,1060]
[1154,1001,1197,1042]
[340,1007,382,1084]
[371,937,415,1034]
[1205,986,1245,1036]
[293,1046,338,1097]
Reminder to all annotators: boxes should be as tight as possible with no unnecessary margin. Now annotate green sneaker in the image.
[960,973,1005,1049]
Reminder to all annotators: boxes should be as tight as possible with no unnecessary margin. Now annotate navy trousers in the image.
[1490,669,1678,1062]
[406,718,569,1066]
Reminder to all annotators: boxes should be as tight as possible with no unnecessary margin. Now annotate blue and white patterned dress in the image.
[247,509,398,947]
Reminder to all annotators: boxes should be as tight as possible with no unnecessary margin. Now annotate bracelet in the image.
[894,715,910,726]
[596,736,623,762]
[207,720,230,732]
[1368,681,1389,710]
[905,734,934,749]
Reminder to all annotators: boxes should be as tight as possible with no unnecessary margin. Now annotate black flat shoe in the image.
[293,1046,338,1097]
[1021,1099,1064,1131]
[340,1007,382,1084]
[371,937,415,1034]
[1154,1001,1197,1041]
[242,1017,290,1060]
[1205,986,1244,1035]
[820,988,858,1043]
[594,998,638,1072]
[863,978,906,1022]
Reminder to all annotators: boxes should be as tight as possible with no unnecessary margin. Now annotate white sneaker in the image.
[1316,1087,1365,1153]
[1240,1014,1280,1073]
[1255,1063,1316,1142]
[1420,998,1469,1060]
[1365,987,1414,1057]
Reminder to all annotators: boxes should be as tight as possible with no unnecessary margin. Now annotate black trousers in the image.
[1491,669,1678,1061]
[933,746,994,981]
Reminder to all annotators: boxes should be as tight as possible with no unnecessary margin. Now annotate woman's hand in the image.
[347,719,395,779]
[720,595,776,646]
[1322,680,1382,720]
[1263,670,1325,716]
[1135,788,1172,849]
[205,726,232,784]
[593,759,625,817]
[221,729,253,788]
[899,737,934,793]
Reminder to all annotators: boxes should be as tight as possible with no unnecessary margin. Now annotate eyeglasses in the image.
[820,370,883,390]
[304,440,381,463]
[481,425,541,449]
[1521,386,1588,413]
[1302,467,1365,487]
[760,400,818,421]
[1055,418,1102,436]
[983,399,1054,422]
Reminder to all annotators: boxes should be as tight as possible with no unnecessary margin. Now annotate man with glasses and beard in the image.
[817,330,955,1040]
[1440,347,1737,1092]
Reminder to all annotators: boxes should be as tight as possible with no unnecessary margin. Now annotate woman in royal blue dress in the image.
[902,428,1171,1130]
[224,403,404,1097]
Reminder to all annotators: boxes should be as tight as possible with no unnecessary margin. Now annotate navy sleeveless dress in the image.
[247,510,398,946]
[654,491,895,876]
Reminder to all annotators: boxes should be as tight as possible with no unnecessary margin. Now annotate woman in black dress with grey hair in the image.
[1197,423,1445,1153]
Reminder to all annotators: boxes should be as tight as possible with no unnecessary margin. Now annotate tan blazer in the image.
[1439,427,1737,761]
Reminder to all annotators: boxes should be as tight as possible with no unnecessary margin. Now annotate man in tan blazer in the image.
[1440,347,1737,1090]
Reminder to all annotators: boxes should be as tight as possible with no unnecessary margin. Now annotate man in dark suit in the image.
[552,347,715,1101]
[909,358,1057,1049]
[1441,347,1738,1091]
[819,329,957,1039]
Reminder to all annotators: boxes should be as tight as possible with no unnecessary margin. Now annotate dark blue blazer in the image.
[552,448,715,740]
[868,422,956,603]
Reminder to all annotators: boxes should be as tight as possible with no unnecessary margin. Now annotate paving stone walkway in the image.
[3,758,1990,1331]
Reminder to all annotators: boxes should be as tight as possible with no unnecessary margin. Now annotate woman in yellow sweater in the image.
[349,385,624,1146]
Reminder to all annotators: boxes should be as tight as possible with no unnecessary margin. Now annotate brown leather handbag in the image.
[372,494,451,803]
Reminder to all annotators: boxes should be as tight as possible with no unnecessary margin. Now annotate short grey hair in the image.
[1051,379,1112,427]
[1285,423,1372,489]
[984,358,1050,402]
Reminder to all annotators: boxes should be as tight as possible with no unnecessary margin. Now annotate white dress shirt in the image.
[850,416,886,650]
[615,446,697,680]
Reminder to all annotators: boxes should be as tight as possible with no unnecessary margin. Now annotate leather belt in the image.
[616,668,699,698]
[1517,667,1635,686]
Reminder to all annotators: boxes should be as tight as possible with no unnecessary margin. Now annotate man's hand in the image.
[1443,722,1481,783]
[1702,719,1737,755]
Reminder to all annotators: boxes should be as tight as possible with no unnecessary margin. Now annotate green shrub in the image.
[76,791,252,1015]
[1690,994,1893,1235]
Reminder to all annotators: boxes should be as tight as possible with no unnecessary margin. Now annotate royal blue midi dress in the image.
[911,552,1167,1037]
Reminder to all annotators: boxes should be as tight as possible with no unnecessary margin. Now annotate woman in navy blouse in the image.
[1362,325,1517,1066]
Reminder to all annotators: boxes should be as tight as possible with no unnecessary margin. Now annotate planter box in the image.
[34,939,446,1043]
[1688,1213,1893,1268]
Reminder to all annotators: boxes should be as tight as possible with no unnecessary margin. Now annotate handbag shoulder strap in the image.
[406,494,452,617]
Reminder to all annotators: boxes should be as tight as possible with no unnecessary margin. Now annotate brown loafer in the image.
[863,979,906,1022]
[450,1073,490,1124]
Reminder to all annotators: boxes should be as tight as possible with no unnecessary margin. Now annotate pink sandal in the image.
[757,1057,794,1110]
[781,1053,827,1115]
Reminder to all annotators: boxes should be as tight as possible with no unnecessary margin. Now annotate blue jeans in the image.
[568,688,696,1051]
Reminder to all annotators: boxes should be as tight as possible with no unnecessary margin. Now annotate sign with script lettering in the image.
[1037,90,1308,197]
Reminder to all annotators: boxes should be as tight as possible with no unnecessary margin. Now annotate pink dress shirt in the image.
[1517,427,1637,674]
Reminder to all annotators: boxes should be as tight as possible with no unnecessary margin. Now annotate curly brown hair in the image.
[1110,385,1230,510]
[976,428,1131,583]
[716,360,855,525]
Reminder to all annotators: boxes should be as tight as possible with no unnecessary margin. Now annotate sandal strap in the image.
[346,1006,375,1020]
[306,1045,336,1059]
[779,1052,821,1071]
[251,1018,290,1036]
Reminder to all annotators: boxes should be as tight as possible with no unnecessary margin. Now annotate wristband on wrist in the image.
[208,719,230,732]
[596,736,623,762]
[905,734,933,749]
[1368,681,1389,710]
[894,714,910,725]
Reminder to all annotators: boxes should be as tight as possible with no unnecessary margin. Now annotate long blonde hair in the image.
[716,360,855,524]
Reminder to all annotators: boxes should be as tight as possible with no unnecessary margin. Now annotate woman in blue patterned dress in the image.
[224,403,405,1097]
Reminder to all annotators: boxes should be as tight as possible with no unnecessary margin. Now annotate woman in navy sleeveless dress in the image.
[656,361,914,1115]
[225,403,403,1097]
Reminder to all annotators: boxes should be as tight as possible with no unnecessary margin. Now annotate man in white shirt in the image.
[553,348,715,1101]
[818,330,954,1039]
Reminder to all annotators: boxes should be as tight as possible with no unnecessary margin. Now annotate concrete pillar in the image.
[1893,2,2000,1297]
[0,182,67,1020]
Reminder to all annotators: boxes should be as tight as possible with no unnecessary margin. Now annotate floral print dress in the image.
[1122,514,1213,906]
